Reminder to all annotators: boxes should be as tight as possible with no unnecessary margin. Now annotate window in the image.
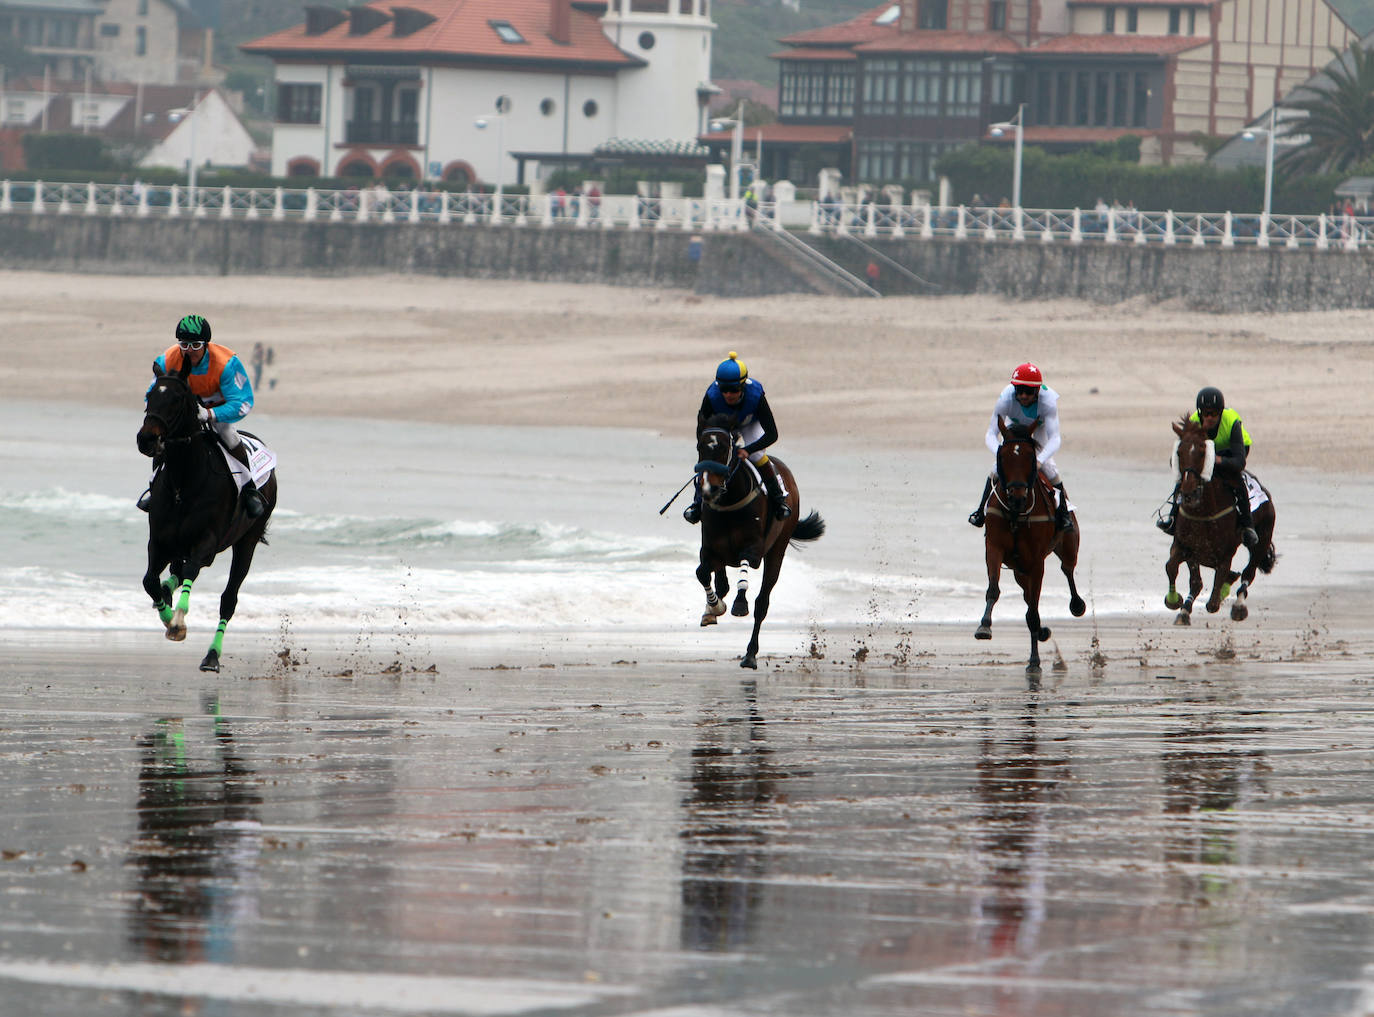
[918,0,948,29]
[1187,8,1196,32]
[1112,70,1128,125]
[945,59,982,117]
[989,0,1006,29]
[1126,6,1138,31]
[398,88,419,123]
[1167,7,1180,33]
[1104,6,1115,31]
[540,98,556,116]
[1055,70,1070,123]
[1093,71,1109,125]
[138,0,148,13]
[136,26,146,55]
[100,23,120,36]
[856,138,955,184]
[1133,71,1150,126]
[638,30,655,49]
[862,58,901,116]
[1075,73,1089,124]
[583,99,598,117]
[277,83,322,124]
[353,86,375,122]
[490,20,524,43]
[780,62,854,119]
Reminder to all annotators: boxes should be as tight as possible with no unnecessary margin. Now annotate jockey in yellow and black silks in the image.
[138,314,266,518]
[684,351,791,524]
[1157,386,1258,548]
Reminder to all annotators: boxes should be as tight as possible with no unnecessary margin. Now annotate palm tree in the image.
[1279,42,1374,174]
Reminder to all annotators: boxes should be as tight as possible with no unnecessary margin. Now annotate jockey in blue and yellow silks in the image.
[684,351,791,523]
[1157,386,1257,548]
[138,314,265,518]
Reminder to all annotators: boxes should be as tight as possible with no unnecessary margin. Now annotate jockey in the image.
[1157,386,1257,548]
[684,351,791,524]
[968,362,1073,532]
[138,314,266,519]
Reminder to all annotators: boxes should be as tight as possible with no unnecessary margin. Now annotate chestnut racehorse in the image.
[1164,415,1276,624]
[975,419,1086,674]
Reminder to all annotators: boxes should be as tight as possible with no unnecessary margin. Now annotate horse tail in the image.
[789,510,825,547]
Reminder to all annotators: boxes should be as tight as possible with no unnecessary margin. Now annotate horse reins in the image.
[696,427,759,513]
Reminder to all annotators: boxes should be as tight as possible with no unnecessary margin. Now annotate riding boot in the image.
[1233,483,1258,548]
[136,455,163,512]
[1156,485,1179,535]
[968,476,993,527]
[1053,482,1073,533]
[683,479,702,524]
[226,441,266,519]
[759,460,791,520]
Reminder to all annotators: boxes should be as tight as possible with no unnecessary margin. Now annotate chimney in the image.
[899,0,917,32]
[550,0,571,44]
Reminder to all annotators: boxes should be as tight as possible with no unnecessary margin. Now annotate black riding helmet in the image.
[1196,386,1224,413]
[175,314,211,343]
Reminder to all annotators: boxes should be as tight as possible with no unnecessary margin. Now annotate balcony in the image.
[345,120,419,146]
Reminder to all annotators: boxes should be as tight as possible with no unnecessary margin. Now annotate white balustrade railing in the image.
[0,179,1368,250]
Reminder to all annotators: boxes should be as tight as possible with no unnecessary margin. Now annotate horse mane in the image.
[1004,420,1035,441]
[703,412,738,432]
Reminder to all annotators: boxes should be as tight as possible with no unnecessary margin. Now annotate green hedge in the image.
[934,142,1344,214]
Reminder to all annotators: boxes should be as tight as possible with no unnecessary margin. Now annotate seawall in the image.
[2,212,1372,310]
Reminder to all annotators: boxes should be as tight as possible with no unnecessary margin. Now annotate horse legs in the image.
[697,560,727,627]
[1055,522,1086,617]
[1020,563,1049,674]
[976,540,1003,640]
[741,547,785,670]
[199,533,263,673]
[1206,551,1238,614]
[731,568,750,617]
[142,544,176,632]
[1175,563,1204,625]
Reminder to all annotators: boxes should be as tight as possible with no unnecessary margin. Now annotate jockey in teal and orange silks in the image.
[684,352,791,524]
[138,314,266,518]
[968,362,1073,532]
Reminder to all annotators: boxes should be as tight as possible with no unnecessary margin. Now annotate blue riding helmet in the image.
[716,351,748,388]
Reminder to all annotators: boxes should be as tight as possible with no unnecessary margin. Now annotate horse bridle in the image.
[695,426,753,510]
[994,435,1040,518]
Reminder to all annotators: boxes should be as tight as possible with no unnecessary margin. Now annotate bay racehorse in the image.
[1164,415,1276,624]
[695,415,824,669]
[975,419,1086,674]
[136,360,277,672]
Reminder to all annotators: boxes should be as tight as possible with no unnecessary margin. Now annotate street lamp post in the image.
[988,102,1025,209]
[474,112,505,208]
[709,100,746,202]
[1241,106,1278,220]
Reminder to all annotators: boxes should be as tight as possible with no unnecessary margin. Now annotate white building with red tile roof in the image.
[711,0,1357,184]
[241,0,715,185]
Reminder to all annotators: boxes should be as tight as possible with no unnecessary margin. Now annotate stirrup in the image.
[683,503,701,524]
[136,489,152,513]
[968,508,985,527]
[771,497,791,520]
[1156,515,1175,535]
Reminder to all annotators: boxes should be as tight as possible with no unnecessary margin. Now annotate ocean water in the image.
[0,400,1365,649]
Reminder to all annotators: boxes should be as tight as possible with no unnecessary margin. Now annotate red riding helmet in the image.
[1010,362,1043,388]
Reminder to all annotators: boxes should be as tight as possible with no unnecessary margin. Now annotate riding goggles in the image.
[178,340,206,351]
[717,382,742,394]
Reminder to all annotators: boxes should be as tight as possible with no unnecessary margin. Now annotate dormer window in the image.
[491,20,525,43]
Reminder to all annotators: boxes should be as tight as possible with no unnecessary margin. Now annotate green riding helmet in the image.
[175,314,211,343]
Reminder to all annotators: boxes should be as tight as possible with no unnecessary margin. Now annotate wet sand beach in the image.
[2,270,1374,1016]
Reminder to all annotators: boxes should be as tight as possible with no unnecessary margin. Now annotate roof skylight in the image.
[490,20,526,43]
[874,4,900,24]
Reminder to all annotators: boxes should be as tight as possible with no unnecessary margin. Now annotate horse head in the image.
[1172,415,1215,507]
[695,413,746,507]
[996,417,1040,517]
[137,359,198,458]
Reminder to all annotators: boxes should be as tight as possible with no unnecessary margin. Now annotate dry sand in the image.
[2,271,1370,473]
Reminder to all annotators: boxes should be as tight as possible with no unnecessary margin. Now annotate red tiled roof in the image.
[240,0,642,70]
[699,123,852,144]
[995,126,1167,141]
[856,31,1021,53]
[1067,0,1215,6]
[1026,33,1208,54]
[769,47,858,61]
[779,2,899,47]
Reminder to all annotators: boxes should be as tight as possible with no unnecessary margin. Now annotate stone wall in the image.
[3,212,1374,310]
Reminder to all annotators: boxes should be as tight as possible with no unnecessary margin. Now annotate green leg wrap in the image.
[1219,582,1232,601]
[156,600,174,624]
[211,620,227,656]
[1164,585,1181,609]
[177,579,193,614]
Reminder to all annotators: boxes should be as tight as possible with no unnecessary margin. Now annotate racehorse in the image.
[975,419,1086,674]
[1164,415,1276,624]
[136,360,277,672]
[694,414,824,669]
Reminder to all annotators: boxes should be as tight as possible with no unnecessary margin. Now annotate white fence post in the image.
[1164,210,1176,245]
[955,205,967,240]
[167,184,180,218]
[85,182,98,215]
[221,185,234,219]
[1221,211,1234,247]
[0,179,10,213]
[1285,216,1298,249]
[1012,206,1025,242]
[56,184,72,215]
[438,191,450,224]
[1191,214,1205,246]
[305,188,318,222]
[138,185,150,217]
[1317,213,1329,250]
[273,186,285,221]
[1256,212,1269,248]
[921,205,933,239]
[1105,208,1117,244]
[1071,207,1082,244]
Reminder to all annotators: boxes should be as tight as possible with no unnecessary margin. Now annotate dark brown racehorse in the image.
[975,419,1086,674]
[695,415,824,669]
[1164,415,1276,624]
[137,360,277,672]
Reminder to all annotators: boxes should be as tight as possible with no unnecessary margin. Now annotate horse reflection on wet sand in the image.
[694,415,825,669]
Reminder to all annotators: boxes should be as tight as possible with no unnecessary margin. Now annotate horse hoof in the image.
[1026,662,1042,675]
[740,654,758,670]
[1231,602,1249,622]
[166,626,186,642]
[1037,627,1051,642]
[730,599,749,618]
[1164,592,1181,609]
[1070,598,1086,617]
[700,614,718,627]
[1206,603,1221,614]
[1174,612,1191,626]
[974,626,992,640]
[199,651,220,673]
